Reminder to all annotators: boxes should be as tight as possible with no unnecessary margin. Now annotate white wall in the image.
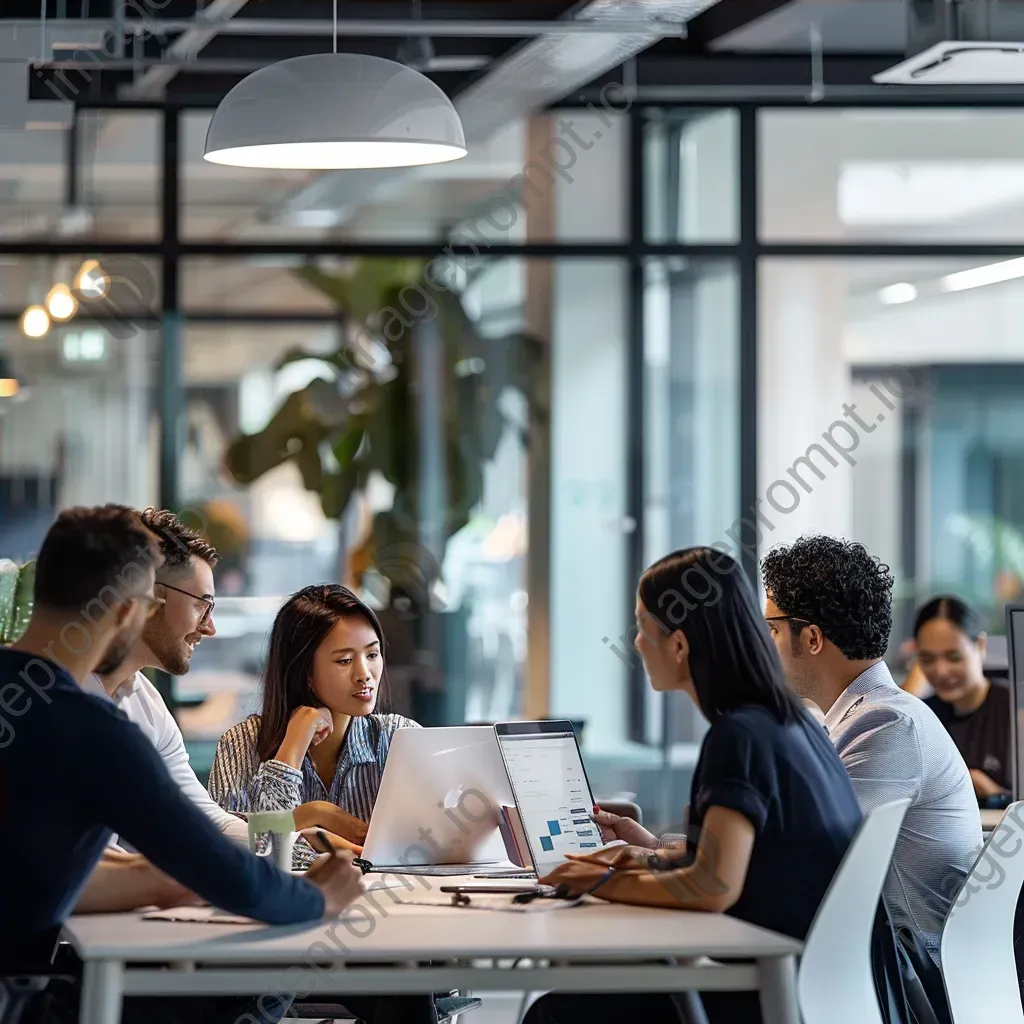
[758,260,854,545]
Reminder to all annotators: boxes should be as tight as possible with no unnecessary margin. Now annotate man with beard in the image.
[83,508,367,853]
[0,505,364,1023]
[76,510,445,1024]
[82,507,248,845]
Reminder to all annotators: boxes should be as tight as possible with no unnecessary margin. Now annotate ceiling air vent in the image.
[874,0,1024,84]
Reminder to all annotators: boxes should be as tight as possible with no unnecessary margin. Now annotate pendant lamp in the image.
[204,52,467,170]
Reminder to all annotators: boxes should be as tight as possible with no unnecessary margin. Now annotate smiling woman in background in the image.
[915,595,1012,804]
[209,584,420,848]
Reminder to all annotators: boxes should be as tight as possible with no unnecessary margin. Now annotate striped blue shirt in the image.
[208,712,419,823]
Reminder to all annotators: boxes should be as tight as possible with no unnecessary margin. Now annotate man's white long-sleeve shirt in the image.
[83,671,250,845]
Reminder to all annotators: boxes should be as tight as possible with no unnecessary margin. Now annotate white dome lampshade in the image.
[204,53,467,170]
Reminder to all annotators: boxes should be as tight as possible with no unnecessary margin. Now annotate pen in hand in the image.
[314,829,338,856]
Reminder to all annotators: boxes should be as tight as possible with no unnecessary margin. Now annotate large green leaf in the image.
[225,385,336,489]
[0,560,18,643]
[320,419,369,519]
[11,561,34,642]
[0,560,34,644]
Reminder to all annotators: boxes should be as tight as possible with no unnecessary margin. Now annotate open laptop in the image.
[493,720,608,879]
[360,726,527,877]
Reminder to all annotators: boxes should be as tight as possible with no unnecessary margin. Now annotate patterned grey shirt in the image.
[823,662,983,961]
[208,712,420,823]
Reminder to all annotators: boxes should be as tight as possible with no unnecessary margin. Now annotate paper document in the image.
[142,878,417,925]
[143,906,254,925]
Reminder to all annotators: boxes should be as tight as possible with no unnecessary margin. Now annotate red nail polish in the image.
[593,805,601,813]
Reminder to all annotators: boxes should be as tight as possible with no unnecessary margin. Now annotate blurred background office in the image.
[2,0,1024,831]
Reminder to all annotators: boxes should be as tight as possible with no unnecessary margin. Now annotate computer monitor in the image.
[1004,604,1024,800]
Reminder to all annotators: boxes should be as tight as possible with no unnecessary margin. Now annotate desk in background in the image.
[982,808,1004,831]
[65,877,802,1024]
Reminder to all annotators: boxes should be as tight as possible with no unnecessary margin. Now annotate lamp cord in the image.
[333,0,338,53]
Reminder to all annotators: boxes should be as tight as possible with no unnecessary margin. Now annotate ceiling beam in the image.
[121,16,689,37]
[684,0,802,50]
[120,0,252,99]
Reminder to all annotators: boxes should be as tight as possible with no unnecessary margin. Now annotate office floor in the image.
[313,992,524,1024]
[469,993,524,1024]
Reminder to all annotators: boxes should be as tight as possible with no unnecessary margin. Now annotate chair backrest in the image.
[798,798,911,1024]
[940,801,1024,1024]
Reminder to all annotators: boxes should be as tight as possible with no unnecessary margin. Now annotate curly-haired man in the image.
[762,535,981,966]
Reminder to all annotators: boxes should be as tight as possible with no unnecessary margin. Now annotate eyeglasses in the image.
[159,582,215,625]
[765,614,813,630]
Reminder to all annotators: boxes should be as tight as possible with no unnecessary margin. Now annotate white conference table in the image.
[64,876,802,1024]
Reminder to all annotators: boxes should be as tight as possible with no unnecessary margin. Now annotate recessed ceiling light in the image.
[878,282,918,305]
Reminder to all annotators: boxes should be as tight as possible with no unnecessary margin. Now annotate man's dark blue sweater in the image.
[0,649,324,962]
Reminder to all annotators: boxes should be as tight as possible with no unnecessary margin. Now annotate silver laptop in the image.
[361,726,527,876]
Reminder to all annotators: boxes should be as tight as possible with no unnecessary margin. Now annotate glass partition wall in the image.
[3,99,1019,826]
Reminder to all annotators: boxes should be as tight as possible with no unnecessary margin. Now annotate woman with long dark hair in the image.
[915,595,1011,803]
[209,584,419,849]
[526,548,863,1024]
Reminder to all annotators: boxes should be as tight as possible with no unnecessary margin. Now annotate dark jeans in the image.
[522,991,763,1024]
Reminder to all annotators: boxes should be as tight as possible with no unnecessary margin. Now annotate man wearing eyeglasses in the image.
[81,509,367,863]
[761,535,981,972]
[79,507,247,851]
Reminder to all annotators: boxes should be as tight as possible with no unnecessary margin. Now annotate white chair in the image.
[798,798,911,1024]
[940,800,1024,1024]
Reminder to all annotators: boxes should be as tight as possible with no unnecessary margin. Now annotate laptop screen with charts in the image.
[494,721,604,877]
